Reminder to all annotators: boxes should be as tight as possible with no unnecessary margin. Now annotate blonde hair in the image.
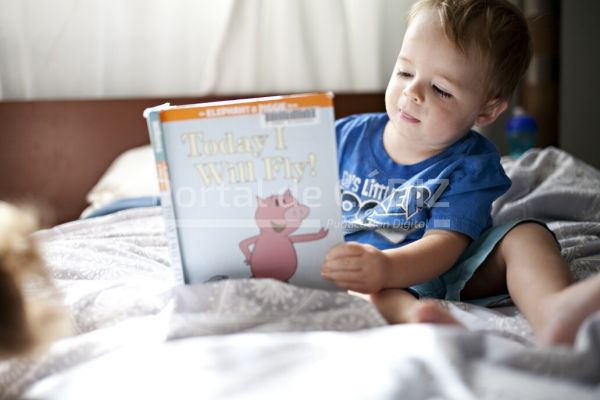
[409,0,532,102]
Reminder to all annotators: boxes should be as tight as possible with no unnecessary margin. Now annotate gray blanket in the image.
[494,147,600,281]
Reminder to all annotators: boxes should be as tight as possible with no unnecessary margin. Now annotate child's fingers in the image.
[325,242,365,260]
[321,269,361,283]
[333,281,368,293]
[321,258,362,274]
[324,276,359,289]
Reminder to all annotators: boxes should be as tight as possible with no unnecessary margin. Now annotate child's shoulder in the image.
[334,113,385,151]
[447,131,510,187]
[335,112,387,131]
[335,113,387,145]
[455,130,502,160]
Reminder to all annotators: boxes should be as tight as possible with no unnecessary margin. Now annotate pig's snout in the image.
[284,204,309,221]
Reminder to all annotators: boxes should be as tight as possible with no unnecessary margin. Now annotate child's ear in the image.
[474,98,508,128]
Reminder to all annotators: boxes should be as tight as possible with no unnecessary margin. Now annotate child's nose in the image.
[403,80,424,104]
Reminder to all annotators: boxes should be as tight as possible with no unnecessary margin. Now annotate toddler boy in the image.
[321,0,600,346]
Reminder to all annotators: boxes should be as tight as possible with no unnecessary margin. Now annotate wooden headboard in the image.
[0,93,385,225]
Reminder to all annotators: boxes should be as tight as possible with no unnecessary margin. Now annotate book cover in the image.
[144,92,343,291]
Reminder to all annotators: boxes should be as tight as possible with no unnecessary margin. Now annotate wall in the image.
[561,0,600,169]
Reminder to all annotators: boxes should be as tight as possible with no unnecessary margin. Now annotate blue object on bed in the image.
[84,196,161,218]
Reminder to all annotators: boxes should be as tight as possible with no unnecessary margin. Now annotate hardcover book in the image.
[144,92,344,290]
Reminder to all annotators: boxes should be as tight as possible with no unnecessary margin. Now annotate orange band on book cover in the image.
[160,93,333,122]
[156,161,170,191]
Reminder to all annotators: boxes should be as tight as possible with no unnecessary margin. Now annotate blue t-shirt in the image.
[337,113,511,250]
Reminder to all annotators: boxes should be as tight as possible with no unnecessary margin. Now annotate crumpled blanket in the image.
[494,147,600,281]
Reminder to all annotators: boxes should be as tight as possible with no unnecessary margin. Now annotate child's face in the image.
[385,10,499,154]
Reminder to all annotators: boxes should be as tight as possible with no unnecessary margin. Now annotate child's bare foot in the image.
[370,289,462,327]
[407,300,463,326]
[536,273,600,346]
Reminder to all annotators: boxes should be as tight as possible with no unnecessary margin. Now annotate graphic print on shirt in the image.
[340,169,448,244]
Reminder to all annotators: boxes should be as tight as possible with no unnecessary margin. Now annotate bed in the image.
[1,94,600,399]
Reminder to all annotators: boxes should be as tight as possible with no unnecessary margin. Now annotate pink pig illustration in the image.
[239,189,328,282]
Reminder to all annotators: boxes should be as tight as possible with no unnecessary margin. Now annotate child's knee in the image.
[369,289,392,306]
[497,222,560,265]
[503,222,556,248]
[369,288,417,307]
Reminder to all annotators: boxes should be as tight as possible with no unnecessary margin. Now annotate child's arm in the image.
[321,230,469,293]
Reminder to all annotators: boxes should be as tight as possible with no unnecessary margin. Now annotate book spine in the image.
[144,106,187,285]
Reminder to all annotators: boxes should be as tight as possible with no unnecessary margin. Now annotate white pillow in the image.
[81,145,159,218]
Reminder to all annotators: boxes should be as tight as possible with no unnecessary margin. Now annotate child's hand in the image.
[321,242,390,294]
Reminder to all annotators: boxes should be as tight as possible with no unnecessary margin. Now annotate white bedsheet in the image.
[24,323,600,400]
[0,206,594,400]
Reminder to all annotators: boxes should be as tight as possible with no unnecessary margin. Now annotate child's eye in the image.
[433,85,452,99]
[397,71,413,78]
